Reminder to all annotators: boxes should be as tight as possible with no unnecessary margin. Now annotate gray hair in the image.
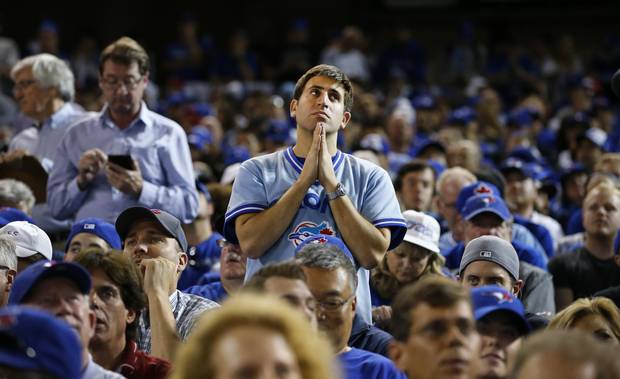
[0,236,17,270]
[0,179,35,213]
[296,244,358,291]
[11,53,75,102]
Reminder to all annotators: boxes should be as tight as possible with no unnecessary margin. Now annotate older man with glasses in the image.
[47,36,198,225]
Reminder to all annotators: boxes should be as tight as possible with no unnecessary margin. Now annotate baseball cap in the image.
[411,94,437,110]
[462,194,512,222]
[0,306,82,379]
[187,126,213,151]
[577,127,608,150]
[460,235,519,280]
[456,181,501,214]
[0,208,35,224]
[401,210,440,254]
[115,207,188,253]
[8,260,91,305]
[65,218,122,252]
[471,285,530,334]
[506,108,533,128]
[447,106,476,125]
[0,221,52,260]
[294,234,355,265]
[499,158,541,180]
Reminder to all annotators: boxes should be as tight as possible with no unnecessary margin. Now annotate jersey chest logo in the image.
[288,221,335,247]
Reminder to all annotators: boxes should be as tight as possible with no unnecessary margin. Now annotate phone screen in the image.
[108,154,135,170]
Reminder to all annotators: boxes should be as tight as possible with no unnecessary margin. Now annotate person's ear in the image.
[177,252,188,272]
[290,99,298,119]
[351,296,357,314]
[126,309,137,325]
[5,270,15,292]
[389,340,408,372]
[340,111,351,130]
[513,279,524,297]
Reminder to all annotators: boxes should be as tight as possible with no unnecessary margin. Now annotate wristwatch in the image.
[326,183,346,201]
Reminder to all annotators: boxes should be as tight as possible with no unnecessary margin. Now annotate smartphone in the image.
[107,154,135,170]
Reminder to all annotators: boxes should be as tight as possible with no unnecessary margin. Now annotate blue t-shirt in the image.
[184,281,228,303]
[177,232,224,290]
[338,347,406,379]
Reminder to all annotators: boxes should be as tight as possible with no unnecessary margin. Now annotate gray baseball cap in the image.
[459,236,519,280]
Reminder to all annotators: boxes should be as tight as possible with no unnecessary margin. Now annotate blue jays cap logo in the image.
[288,221,335,247]
[474,184,493,195]
[490,290,514,304]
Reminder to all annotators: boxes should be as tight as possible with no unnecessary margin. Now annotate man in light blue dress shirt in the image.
[7,53,91,232]
[47,37,198,224]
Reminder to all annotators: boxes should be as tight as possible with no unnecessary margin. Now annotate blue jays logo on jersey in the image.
[288,221,335,247]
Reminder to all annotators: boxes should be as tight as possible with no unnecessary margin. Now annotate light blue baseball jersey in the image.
[224,147,407,323]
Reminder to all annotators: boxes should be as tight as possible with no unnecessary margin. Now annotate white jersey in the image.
[225,147,406,324]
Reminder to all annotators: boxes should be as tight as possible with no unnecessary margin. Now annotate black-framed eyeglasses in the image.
[13,79,37,92]
[316,293,355,312]
[100,76,143,90]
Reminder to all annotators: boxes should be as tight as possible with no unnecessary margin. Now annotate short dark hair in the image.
[73,249,146,341]
[296,243,358,292]
[244,261,307,292]
[99,36,150,76]
[293,64,354,112]
[394,159,435,192]
[391,276,471,341]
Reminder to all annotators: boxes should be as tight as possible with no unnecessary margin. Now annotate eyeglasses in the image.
[13,79,37,92]
[316,293,355,312]
[100,76,143,90]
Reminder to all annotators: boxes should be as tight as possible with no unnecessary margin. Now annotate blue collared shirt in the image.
[47,102,199,223]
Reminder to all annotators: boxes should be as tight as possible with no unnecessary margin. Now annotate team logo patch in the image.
[83,223,96,230]
[407,221,432,237]
[288,221,335,247]
[480,250,493,258]
[489,290,514,304]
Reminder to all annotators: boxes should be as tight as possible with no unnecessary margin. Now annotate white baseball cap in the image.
[402,210,440,254]
[0,221,53,260]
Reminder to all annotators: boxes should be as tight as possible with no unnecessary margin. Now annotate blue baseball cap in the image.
[224,145,251,165]
[65,218,122,252]
[294,234,355,265]
[506,108,533,128]
[471,285,530,334]
[188,126,213,151]
[577,127,608,150]
[0,207,34,224]
[411,94,437,110]
[456,181,501,214]
[412,139,446,158]
[447,106,476,125]
[462,194,512,222]
[196,180,212,203]
[8,261,91,305]
[0,306,82,379]
[499,158,541,180]
[115,207,188,253]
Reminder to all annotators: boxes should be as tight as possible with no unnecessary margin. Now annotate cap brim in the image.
[474,307,530,334]
[464,208,510,222]
[40,264,91,295]
[14,245,40,259]
[402,235,439,254]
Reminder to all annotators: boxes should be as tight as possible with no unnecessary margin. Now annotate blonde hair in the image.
[584,180,620,204]
[594,153,620,173]
[548,297,620,341]
[170,294,337,379]
[371,243,445,302]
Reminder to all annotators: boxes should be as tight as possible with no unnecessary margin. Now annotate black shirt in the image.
[548,247,620,299]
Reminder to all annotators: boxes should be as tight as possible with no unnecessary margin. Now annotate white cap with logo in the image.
[0,221,53,260]
[402,210,440,254]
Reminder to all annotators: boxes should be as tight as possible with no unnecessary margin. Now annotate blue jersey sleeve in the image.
[224,161,269,243]
[360,166,407,250]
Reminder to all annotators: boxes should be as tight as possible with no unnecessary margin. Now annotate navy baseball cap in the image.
[506,108,533,128]
[196,180,213,203]
[8,261,91,305]
[499,158,541,180]
[65,217,122,252]
[294,234,356,265]
[471,285,530,334]
[0,306,82,379]
[411,94,437,110]
[462,194,512,222]
[447,106,476,125]
[115,207,188,253]
[456,181,501,214]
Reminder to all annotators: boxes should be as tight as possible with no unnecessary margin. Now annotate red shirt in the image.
[117,340,171,379]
